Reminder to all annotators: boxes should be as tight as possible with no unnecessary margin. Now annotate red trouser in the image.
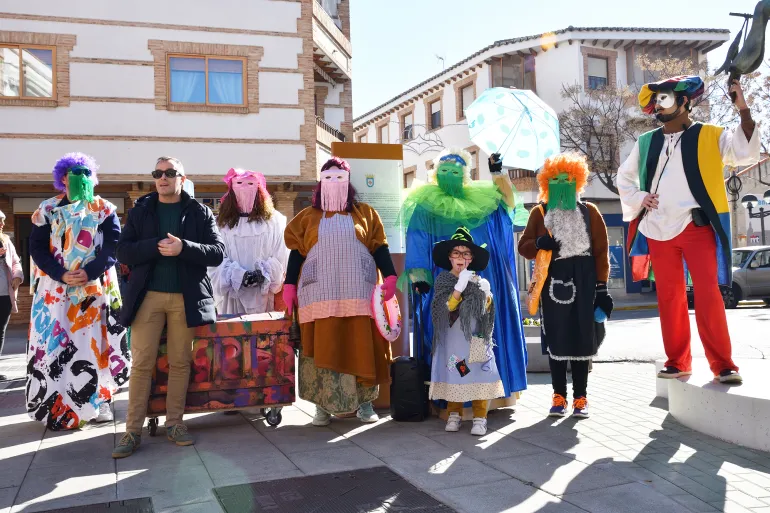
[647,222,737,375]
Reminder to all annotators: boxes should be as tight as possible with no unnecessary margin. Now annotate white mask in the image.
[655,91,676,110]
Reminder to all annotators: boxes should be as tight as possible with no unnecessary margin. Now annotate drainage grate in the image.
[214,467,456,513]
[35,498,154,513]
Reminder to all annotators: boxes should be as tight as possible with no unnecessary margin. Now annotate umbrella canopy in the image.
[467,87,560,172]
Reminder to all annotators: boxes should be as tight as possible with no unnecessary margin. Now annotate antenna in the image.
[435,54,445,70]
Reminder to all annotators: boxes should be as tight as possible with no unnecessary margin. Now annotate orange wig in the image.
[537,152,590,203]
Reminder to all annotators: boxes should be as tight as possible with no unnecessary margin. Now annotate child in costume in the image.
[617,76,759,383]
[430,227,503,436]
[401,149,527,418]
[283,157,398,426]
[518,153,612,418]
[210,168,288,315]
[26,153,131,430]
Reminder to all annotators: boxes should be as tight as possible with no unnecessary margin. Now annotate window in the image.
[403,166,416,188]
[469,150,479,180]
[752,250,770,269]
[587,56,608,90]
[491,55,536,90]
[460,85,475,118]
[429,100,442,130]
[357,133,367,143]
[0,45,55,99]
[401,112,414,141]
[168,55,245,106]
[378,124,389,144]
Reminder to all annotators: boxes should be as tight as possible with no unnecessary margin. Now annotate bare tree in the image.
[558,54,766,195]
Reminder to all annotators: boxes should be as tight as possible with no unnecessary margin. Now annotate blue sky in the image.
[350,0,768,117]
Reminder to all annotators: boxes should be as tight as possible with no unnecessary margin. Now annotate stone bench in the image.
[655,358,770,452]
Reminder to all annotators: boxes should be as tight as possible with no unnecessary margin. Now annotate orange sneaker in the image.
[549,394,568,417]
[572,396,589,419]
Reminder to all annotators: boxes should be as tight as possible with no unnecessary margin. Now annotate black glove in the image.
[488,153,503,174]
[535,234,560,251]
[594,282,614,319]
[413,281,431,295]
[241,270,265,288]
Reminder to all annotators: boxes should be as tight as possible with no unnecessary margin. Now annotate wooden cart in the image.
[146,312,295,435]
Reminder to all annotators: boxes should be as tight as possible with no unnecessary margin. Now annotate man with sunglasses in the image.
[113,156,224,458]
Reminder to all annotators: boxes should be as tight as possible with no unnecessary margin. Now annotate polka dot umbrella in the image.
[466,87,560,172]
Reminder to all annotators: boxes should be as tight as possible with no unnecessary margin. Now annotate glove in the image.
[241,270,265,288]
[535,234,560,251]
[413,281,431,294]
[594,282,614,320]
[488,152,503,174]
[382,275,398,301]
[455,269,474,293]
[283,284,298,315]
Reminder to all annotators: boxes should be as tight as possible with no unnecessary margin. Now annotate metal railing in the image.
[316,116,346,142]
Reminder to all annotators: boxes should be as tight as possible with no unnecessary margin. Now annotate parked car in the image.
[687,246,770,309]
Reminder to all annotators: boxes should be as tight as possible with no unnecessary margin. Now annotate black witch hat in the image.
[432,226,490,272]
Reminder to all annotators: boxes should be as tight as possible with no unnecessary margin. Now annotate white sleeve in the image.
[719,124,761,167]
[209,255,247,298]
[616,141,649,222]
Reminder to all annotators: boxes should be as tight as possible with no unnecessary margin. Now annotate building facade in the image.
[0,0,352,323]
[353,26,728,298]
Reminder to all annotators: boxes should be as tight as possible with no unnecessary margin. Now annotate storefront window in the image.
[606,226,625,290]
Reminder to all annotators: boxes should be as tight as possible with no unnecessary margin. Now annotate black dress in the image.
[540,203,600,360]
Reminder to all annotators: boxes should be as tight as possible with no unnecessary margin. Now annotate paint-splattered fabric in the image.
[26,196,131,430]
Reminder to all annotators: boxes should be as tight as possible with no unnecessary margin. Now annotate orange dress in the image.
[284,204,392,412]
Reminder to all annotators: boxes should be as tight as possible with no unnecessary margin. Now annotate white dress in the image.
[209,213,289,315]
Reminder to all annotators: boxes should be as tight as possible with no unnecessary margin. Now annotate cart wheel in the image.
[266,408,282,427]
[260,408,267,417]
[148,417,158,437]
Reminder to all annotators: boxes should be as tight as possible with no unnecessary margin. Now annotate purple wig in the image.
[320,157,351,173]
[52,152,99,192]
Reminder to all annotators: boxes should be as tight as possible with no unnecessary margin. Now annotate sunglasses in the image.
[68,166,92,177]
[152,169,181,179]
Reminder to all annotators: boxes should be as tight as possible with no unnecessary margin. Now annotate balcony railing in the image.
[316,116,346,142]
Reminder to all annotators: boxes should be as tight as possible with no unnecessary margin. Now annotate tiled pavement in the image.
[3,363,770,512]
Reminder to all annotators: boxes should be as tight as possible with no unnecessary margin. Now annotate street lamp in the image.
[741,191,770,246]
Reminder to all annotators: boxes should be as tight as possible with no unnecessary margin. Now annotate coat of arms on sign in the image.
[366,174,375,187]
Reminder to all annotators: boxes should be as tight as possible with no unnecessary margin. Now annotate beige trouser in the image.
[125,292,195,433]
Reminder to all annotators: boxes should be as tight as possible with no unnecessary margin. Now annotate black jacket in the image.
[117,191,225,328]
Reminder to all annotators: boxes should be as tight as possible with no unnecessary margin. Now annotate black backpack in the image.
[390,356,429,422]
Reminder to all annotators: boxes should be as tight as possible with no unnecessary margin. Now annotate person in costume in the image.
[26,152,131,430]
[210,168,288,315]
[283,157,398,426]
[618,76,760,384]
[430,227,503,436]
[518,153,612,418]
[400,148,527,417]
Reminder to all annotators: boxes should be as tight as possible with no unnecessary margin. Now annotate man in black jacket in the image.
[112,156,224,459]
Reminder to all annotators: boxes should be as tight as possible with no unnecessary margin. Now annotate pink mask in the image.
[222,168,266,214]
[320,168,349,212]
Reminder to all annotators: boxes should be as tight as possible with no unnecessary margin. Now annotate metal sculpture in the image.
[715,1,770,102]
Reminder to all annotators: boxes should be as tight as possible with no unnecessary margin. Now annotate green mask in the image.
[547,172,576,211]
[436,162,465,197]
[67,172,95,203]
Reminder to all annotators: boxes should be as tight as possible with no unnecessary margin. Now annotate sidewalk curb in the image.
[615,304,658,311]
